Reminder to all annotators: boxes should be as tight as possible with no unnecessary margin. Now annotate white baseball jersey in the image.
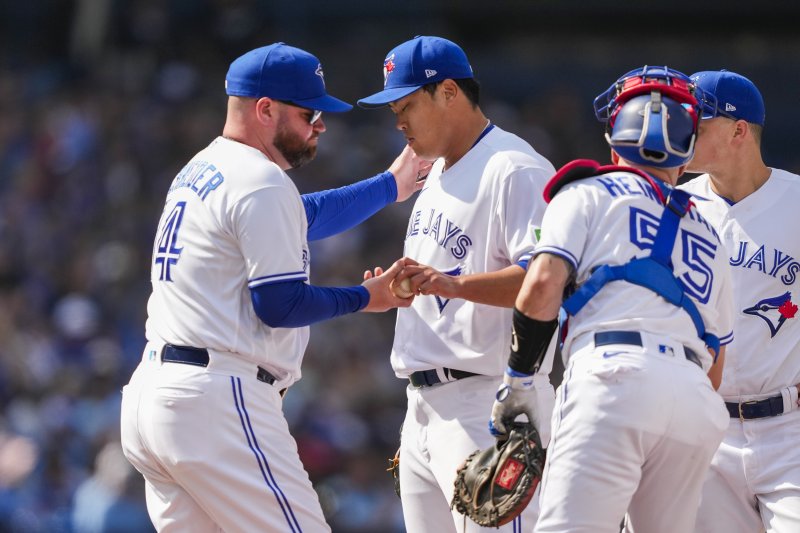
[390,125,556,378]
[537,169,734,369]
[124,136,331,533]
[534,166,733,533]
[680,169,800,395]
[145,136,310,386]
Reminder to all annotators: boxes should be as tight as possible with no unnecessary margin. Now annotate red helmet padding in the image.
[616,77,698,107]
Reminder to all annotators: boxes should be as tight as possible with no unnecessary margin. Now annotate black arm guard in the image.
[508,308,558,375]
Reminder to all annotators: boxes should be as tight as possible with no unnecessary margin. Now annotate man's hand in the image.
[361,258,415,312]
[394,261,461,299]
[389,145,434,202]
[363,267,384,280]
[489,368,538,439]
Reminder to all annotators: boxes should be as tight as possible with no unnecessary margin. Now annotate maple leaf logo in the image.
[779,299,798,319]
[383,54,396,86]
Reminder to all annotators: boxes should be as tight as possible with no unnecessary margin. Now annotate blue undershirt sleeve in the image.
[302,171,397,241]
[251,280,370,328]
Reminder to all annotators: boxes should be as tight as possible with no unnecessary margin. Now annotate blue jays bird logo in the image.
[383,54,395,86]
[435,266,463,313]
[743,291,798,338]
[315,64,325,87]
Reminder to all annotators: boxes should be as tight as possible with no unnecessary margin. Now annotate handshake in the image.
[360,257,464,311]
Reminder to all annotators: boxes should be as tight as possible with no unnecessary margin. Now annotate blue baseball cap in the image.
[357,36,473,108]
[691,70,765,126]
[225,43,352,112]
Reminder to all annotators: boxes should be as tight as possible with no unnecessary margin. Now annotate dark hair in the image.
[421,78,480,107]
[749,123,763,146]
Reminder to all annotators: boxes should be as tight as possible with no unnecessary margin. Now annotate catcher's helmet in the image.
[594,66,703,168]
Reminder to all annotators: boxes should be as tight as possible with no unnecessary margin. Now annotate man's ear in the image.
[610,150,620,165]
[255,97,275,125]
[440,79,459,104]
[732,119,749,140]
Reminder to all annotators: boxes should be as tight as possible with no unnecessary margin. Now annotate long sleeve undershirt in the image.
[302,171,396,241]
[250,171,397,327]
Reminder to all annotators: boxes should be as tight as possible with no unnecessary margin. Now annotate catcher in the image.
[482,66,734,532]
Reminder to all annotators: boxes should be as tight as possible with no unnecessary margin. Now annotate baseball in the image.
[391,277,414,299]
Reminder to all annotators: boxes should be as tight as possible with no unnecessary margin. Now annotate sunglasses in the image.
[277,100,322,125]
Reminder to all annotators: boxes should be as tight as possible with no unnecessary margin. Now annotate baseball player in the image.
[490,66,735,533]
[119,43,430,532]
[358,36,557,532]
[679,70,800,533]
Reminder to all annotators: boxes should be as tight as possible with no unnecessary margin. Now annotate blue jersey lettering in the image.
[406,210,421,238]
[406,208,473,260]
[730,241,798,286]
[451,234,472,259]
[598,175,661,205]
[440,220,462,248]
[169,161,225,201]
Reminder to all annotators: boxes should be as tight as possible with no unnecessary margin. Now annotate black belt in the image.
[161,344,278,385]
[726,395,784,420]
[408,368,479,388]
[594,331,702,369]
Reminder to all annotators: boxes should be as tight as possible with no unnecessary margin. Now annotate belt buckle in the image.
[738,400,759,421]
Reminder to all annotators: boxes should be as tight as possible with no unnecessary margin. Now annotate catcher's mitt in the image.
[451,422,545,527]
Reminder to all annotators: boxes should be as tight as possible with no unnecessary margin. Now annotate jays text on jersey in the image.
[680,168,800,395]
[391,126,556,378]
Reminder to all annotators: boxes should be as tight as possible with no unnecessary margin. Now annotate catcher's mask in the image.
[593,66,704,168]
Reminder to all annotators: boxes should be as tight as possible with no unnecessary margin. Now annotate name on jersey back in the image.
[168,160,225,201]
[598,174,720,241]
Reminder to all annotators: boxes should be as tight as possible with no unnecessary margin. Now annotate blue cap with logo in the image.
[357,36,474,108]
[225,43,352,112]
[691,70,765,126]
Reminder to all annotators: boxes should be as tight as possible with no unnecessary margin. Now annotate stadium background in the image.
[0,1,798,531]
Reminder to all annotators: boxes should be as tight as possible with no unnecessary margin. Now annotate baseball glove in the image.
[387,446,401,498]
[451,422,545,527]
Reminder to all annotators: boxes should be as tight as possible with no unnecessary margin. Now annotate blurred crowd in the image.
[0,1,797,532]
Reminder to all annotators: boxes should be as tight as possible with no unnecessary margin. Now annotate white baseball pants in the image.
[120,343,330,532]
[694,406,800,532]
[535,332,729,533]
[399,373,555,533]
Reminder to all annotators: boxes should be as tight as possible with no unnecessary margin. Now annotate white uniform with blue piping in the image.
[121,137,330,533]
[533,162,734,533]
[392,125,557,533]
[681,169,800,533]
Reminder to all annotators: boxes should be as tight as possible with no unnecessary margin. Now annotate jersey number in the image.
[629,207,717,303]
[155,201,186,281]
